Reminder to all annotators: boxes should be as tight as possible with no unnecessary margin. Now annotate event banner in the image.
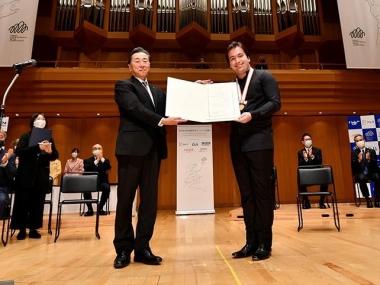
[176,125,215,215]
[337,0,380,69]
[347,115,380,197]
[0,0,39,67]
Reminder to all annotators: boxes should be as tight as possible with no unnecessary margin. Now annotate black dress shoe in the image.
[319,203,327,209]
[375,201,380,208]
[29,229,41,239]
[232,244,256,258]
[302,204,311,209]
[134,249,162,265]
[252,244,271,261]
[17,228,26,240]
[98,209,107,216]
[84,211,94,216]
[366,200,373,208]
[146,248,163,262]
[114,251,131,269]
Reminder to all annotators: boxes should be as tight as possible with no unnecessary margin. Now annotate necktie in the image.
[141,81,155,107]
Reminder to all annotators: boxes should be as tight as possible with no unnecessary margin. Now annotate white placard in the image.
[176,125,215,215]
[1,116,9,131]
[337,0,380,69]
[166,77,240,122]
[0,0,39,66]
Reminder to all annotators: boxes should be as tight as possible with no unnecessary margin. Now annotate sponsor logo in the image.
[201,142,211,146]
[348,119,361,128]
[349,27,365,38]
[349,27,367,47]
[9,21,28,33]
[363,128,377,141]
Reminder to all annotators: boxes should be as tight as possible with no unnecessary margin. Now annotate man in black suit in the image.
[227,41,281,261]
[351,134,380,208]
[113,47,185,269]
[297,133,327,209]
[83,144,111,216]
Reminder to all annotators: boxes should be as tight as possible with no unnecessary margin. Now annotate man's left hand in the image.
[236,112,252,124]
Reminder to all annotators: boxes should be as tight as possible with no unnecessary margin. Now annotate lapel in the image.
[130,76,155,110]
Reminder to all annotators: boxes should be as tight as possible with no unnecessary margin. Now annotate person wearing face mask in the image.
[64,148,84,174]
[352,134,380,208]
[83,144,111,216]
[297,133,328,209]
[11,113,59,240]
[0,131,17,220]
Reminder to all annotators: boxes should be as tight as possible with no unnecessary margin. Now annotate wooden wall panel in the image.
[5,115,358,209]
[1,67,380,209]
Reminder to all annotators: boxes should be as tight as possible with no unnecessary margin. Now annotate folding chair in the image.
[296,165,340,231]
[54,172,100,242]
[44,176,54,234]
[1,191,12,246]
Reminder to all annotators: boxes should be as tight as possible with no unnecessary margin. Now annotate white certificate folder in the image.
[165,77,241,123]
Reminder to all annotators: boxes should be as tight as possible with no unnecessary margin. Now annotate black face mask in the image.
[0,141,4,148]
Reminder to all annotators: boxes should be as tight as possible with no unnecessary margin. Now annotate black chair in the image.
[44,176,54,234]
[54,172,100,242]
[79,190,111,215]
[1,191,12,246]
[273,166,280,209]
[296,165,340,231]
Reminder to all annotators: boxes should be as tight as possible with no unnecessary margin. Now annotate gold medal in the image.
[239,101,247,111]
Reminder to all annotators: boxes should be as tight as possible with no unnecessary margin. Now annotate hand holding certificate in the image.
[166,77,241,123]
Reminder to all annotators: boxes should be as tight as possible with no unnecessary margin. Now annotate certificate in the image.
[165,77,241,122]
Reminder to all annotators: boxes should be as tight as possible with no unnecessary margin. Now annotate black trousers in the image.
[231,149,274,249]
[355,172,380,200]
[84,182,110,211]
[113,150,160,254]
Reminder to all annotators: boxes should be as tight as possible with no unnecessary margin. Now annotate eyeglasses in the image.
[92,147,102,150]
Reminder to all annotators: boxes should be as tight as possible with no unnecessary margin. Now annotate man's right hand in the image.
[162,117,187,125]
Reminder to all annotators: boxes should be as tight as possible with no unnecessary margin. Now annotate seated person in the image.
[0,131,17,219]
[297,133,327,209]
[83,144,111,216]
[64,148,84,174]
[351,134,380,208]
[49,159,61,186]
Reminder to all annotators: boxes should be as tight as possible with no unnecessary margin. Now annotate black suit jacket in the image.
[231,70,281,152]
[15,132,59,193]
[114,76,167,159]
[84,156,111,184]
[297,146,323,166]
[351,147,379,176]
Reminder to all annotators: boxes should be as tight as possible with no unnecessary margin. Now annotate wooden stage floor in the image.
[0,204,379,285]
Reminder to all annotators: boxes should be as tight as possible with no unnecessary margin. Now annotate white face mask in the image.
[304,139,312,148]
[71,152,78,159]
[93,150,100,156]
[356,140,365,149]
[33,119,46,129]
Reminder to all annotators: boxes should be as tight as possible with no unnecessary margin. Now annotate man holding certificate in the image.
[227,41,281,261]
[113,47,185,269]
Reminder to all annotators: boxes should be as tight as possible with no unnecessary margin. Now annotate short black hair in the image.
[226,41,249,63]
[353,134,363,142]
[301,133,312,141]
[30,113,47,129]
[128,47,150,64]
[71,148,80,153]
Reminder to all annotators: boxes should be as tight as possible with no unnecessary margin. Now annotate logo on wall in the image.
[348,116,362,129]
[349,27,367,47]
[8,21,28,42]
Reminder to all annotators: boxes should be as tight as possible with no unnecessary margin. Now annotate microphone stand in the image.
[0,67,23,126]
